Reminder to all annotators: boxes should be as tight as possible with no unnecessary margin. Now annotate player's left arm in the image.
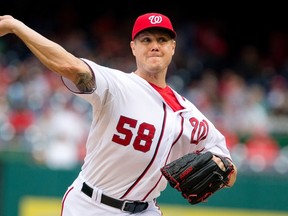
[213,155,237,187]
[202,120,237,188]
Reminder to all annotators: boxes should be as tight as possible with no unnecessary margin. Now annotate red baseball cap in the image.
[132,13,177,40]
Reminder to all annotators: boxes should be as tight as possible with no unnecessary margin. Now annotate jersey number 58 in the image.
[112,115,156,153]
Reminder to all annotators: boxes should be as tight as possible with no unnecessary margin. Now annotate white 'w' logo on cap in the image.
[149,15,162,24]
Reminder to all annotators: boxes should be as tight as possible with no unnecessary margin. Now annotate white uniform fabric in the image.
[61,58,231,215]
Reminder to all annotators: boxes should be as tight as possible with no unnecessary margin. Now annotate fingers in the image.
[212,155,226,171]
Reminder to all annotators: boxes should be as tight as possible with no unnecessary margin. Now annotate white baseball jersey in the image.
[61,58,231,215]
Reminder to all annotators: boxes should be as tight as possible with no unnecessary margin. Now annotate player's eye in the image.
[141,37,151,43]
[158,38,167,43]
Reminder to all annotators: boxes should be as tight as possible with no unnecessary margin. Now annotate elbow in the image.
[49,61,80,81]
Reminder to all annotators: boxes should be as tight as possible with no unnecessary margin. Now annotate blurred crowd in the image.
[0,14,288,173]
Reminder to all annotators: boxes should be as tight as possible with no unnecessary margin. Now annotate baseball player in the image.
[0,12,237,215]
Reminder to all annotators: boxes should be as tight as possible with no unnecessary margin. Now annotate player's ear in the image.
[130,41,136,56]
[171,40,176,56]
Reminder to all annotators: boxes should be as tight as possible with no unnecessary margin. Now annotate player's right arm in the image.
[0,15,94,91]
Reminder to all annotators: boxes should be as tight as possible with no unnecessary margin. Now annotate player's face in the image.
[130,29,176,76]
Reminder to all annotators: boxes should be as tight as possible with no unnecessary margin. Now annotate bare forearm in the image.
[0,15,90,83]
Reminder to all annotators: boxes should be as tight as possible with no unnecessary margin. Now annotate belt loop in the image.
[91,186,103,203]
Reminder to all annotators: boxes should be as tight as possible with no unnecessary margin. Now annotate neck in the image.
[134,70,167,88]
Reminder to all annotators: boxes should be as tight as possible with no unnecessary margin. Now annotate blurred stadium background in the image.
[1,1,288,215]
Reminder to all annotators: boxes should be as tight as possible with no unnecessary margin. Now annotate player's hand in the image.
[0,15,15,37]
[212,155,226,171]
[212,155,237,187]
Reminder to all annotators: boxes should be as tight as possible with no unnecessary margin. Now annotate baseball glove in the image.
[160,151,234,204]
